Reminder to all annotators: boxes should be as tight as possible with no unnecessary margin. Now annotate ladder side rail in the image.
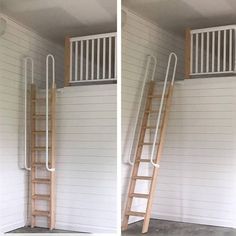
[30,83,36,228]
[150,53,177,167]
[24,57,34,171]
[46,54,56,172]
[142,53,178,233]
[50,86,56,230]
[122,82,155,230]
[142,85,174,233]
[128,55,157,165]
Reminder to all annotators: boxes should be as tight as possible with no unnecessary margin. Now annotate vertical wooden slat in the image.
[103,37,106,79]
[75,41,78,81]
[195,33,199,73]
[212,31,215,72]
[108,37,112,79]
[200,32,204,73]
[80,41,83,81]
[206,32,209,73]
[91,39,94,80]
[190,33,193,74]
[97,39,100,79]
[229,29,232,71]
[70,42,73,82]
[64,36,71,86]
[223,30,226,71]
[86,40,89,80]
[184,28,191,79]
[217,30,221,72]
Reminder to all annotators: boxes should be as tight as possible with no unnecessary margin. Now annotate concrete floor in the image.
[7,226,83,234]
[123,219,236,236]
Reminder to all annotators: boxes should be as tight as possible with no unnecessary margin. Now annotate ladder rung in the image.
[33,162,50,166]
[33,194,50,201]
[32,178,51,184]
[145,110,159,113]
[136,159,156,163]
[33,210,50,217]
[148,95,168,99]
[33,114,51,119]
[141,142,159,146]
[130,193,149,198]
[32,98,46,102]
[33,162,45,166]
[32,130,52,134]
[143,126,156,129]
[133,176,152,180]
[33,146,51,151]
[126,211,146,217]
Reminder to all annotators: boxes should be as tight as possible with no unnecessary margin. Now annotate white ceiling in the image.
[123,0,236,36]
[0,0,117,44]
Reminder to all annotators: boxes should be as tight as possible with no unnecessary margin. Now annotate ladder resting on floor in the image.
[24,55,56,230]
[122,53,178,233]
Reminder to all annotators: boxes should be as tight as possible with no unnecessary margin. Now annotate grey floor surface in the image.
[123,219,236,236]
[7,226,83,234]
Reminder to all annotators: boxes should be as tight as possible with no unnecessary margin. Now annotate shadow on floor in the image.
[7,226,86,234]
[122,219,236,236]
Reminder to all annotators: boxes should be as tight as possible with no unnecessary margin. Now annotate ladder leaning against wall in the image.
[122,53,178,233]
[24,55,57,230]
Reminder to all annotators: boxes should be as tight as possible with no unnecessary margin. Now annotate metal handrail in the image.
[24,57,34,171]
[46,54,55,172]
[150,52,177,168]
[128,55,157,165]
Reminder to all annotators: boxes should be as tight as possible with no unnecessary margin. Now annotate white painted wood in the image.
[75,42,78,81]
[217,30,221,72]
[151,76,236,228]
[55,85,117,233]
[0,16,64,233]
[122,8,184,224]
[206,32,209,72]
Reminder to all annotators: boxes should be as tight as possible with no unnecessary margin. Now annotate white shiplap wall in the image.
[0,15,64,233]
[55,85,117,233]
[152,77,236,228]
[121,8,185,222]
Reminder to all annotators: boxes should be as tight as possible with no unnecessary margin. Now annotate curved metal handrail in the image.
[46,54,55,172]
[150,52,178,168]
[24,57,34,171]
[128,55,157,165]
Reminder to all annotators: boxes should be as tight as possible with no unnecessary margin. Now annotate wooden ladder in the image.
[122,53,177,233]
[30,84,56,229]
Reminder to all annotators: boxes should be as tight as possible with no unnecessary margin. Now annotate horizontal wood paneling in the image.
[55,85,117,233]
[0,15,64,233]
[121,8,185,223]
[152,76,236,228]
